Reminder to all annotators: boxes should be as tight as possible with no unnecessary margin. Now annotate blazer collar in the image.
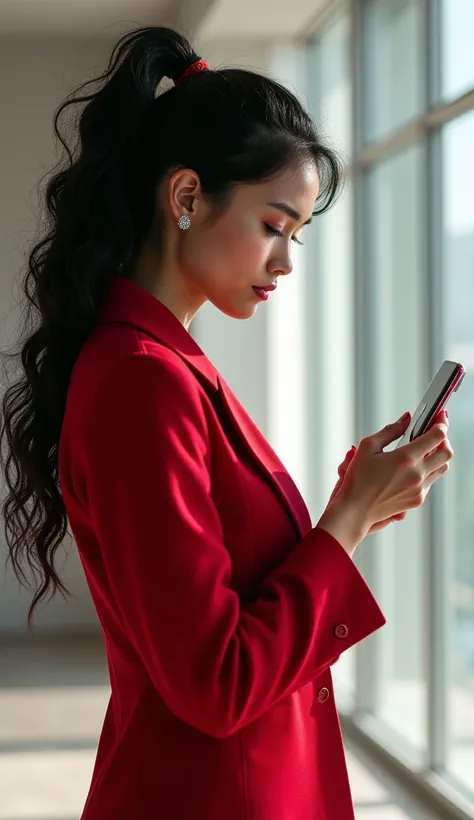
[100,276,219,391]
[99,276,311,538]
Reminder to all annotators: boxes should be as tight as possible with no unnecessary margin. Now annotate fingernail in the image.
[399,411,410,422]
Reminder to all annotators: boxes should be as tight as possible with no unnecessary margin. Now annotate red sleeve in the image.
[80,351,385,738]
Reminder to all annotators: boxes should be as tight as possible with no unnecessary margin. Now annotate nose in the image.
[268,253,293,278]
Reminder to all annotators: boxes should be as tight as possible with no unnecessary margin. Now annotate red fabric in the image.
[59,276,386,820]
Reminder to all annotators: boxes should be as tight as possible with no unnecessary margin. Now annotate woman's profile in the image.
[1,26,452,820]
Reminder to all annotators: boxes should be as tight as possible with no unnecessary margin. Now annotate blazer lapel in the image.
[100,276,312,539]
[216,376,312,539]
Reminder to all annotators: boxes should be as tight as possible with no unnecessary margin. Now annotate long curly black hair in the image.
[0,26,344,627]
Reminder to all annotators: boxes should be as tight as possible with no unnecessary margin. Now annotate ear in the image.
[167,168,202,222]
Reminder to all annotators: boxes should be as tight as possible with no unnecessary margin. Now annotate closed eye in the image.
[264,223,304,246]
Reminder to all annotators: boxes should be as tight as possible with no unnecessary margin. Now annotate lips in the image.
[252,287,269,301]
[254,284,277,292]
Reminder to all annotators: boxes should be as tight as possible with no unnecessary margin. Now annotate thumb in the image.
[369,412,411,452]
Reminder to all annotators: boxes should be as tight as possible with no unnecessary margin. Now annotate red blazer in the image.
[59,276,385,820]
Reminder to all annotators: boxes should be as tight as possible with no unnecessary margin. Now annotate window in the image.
[366,145,427,754]
[306,0,474,814]
[362,0,422,143]
[440,0,474,102]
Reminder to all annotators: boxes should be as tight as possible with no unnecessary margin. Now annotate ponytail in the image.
[0,27,198,627]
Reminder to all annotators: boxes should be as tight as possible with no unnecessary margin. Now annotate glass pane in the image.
[363,0,422,143]
[309,10,352,157]
[443,111,474,794]
[366,144,427,754]
[307,12,355,701]
[440,0,474,101]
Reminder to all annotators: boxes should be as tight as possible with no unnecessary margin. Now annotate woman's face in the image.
[168,161,320,322]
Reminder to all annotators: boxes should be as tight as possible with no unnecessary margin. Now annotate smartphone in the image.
[396,360,465,448]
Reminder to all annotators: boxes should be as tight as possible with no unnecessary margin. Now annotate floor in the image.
[0,635,446,820]
[334,651,474,793]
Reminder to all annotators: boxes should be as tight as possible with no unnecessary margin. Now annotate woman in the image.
[1,26,452,820]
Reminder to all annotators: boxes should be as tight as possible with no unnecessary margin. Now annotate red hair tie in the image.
[175,58,209,85]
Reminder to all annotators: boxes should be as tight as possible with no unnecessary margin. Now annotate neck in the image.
[131,241,205,330]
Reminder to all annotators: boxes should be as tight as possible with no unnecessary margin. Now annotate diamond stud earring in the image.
[178,214,191,230]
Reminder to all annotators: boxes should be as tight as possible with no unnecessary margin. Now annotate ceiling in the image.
[0,0,331,40]
[0,0,214,38]
[198,0,330,39]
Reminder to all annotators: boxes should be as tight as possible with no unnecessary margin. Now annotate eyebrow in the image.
[266,201,313,225]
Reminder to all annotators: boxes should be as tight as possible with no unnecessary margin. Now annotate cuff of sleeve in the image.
[282,526,386,661]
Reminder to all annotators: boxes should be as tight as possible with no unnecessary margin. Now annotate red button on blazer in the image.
[59,277,386,820]
[316,687,331,704]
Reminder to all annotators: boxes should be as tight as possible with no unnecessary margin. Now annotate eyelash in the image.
[264,223,304,246]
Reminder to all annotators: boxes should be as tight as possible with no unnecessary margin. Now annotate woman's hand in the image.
[329,446,406,535]
[319,409,453,555]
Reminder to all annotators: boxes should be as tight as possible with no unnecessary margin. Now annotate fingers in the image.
[424,462,450,490]
[423,438,454,475]
[338,446,357,476]
[411,428,452,495]
[369,511,407,534]
[402,421,448,460]
[366,412,411,452]
[434,409,449,425]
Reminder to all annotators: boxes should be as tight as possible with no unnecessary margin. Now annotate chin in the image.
[212,300,259,321]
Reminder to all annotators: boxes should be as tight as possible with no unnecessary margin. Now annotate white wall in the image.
[0,39,111,634]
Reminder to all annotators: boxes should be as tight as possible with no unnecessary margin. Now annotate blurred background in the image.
[0,0,473,818]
